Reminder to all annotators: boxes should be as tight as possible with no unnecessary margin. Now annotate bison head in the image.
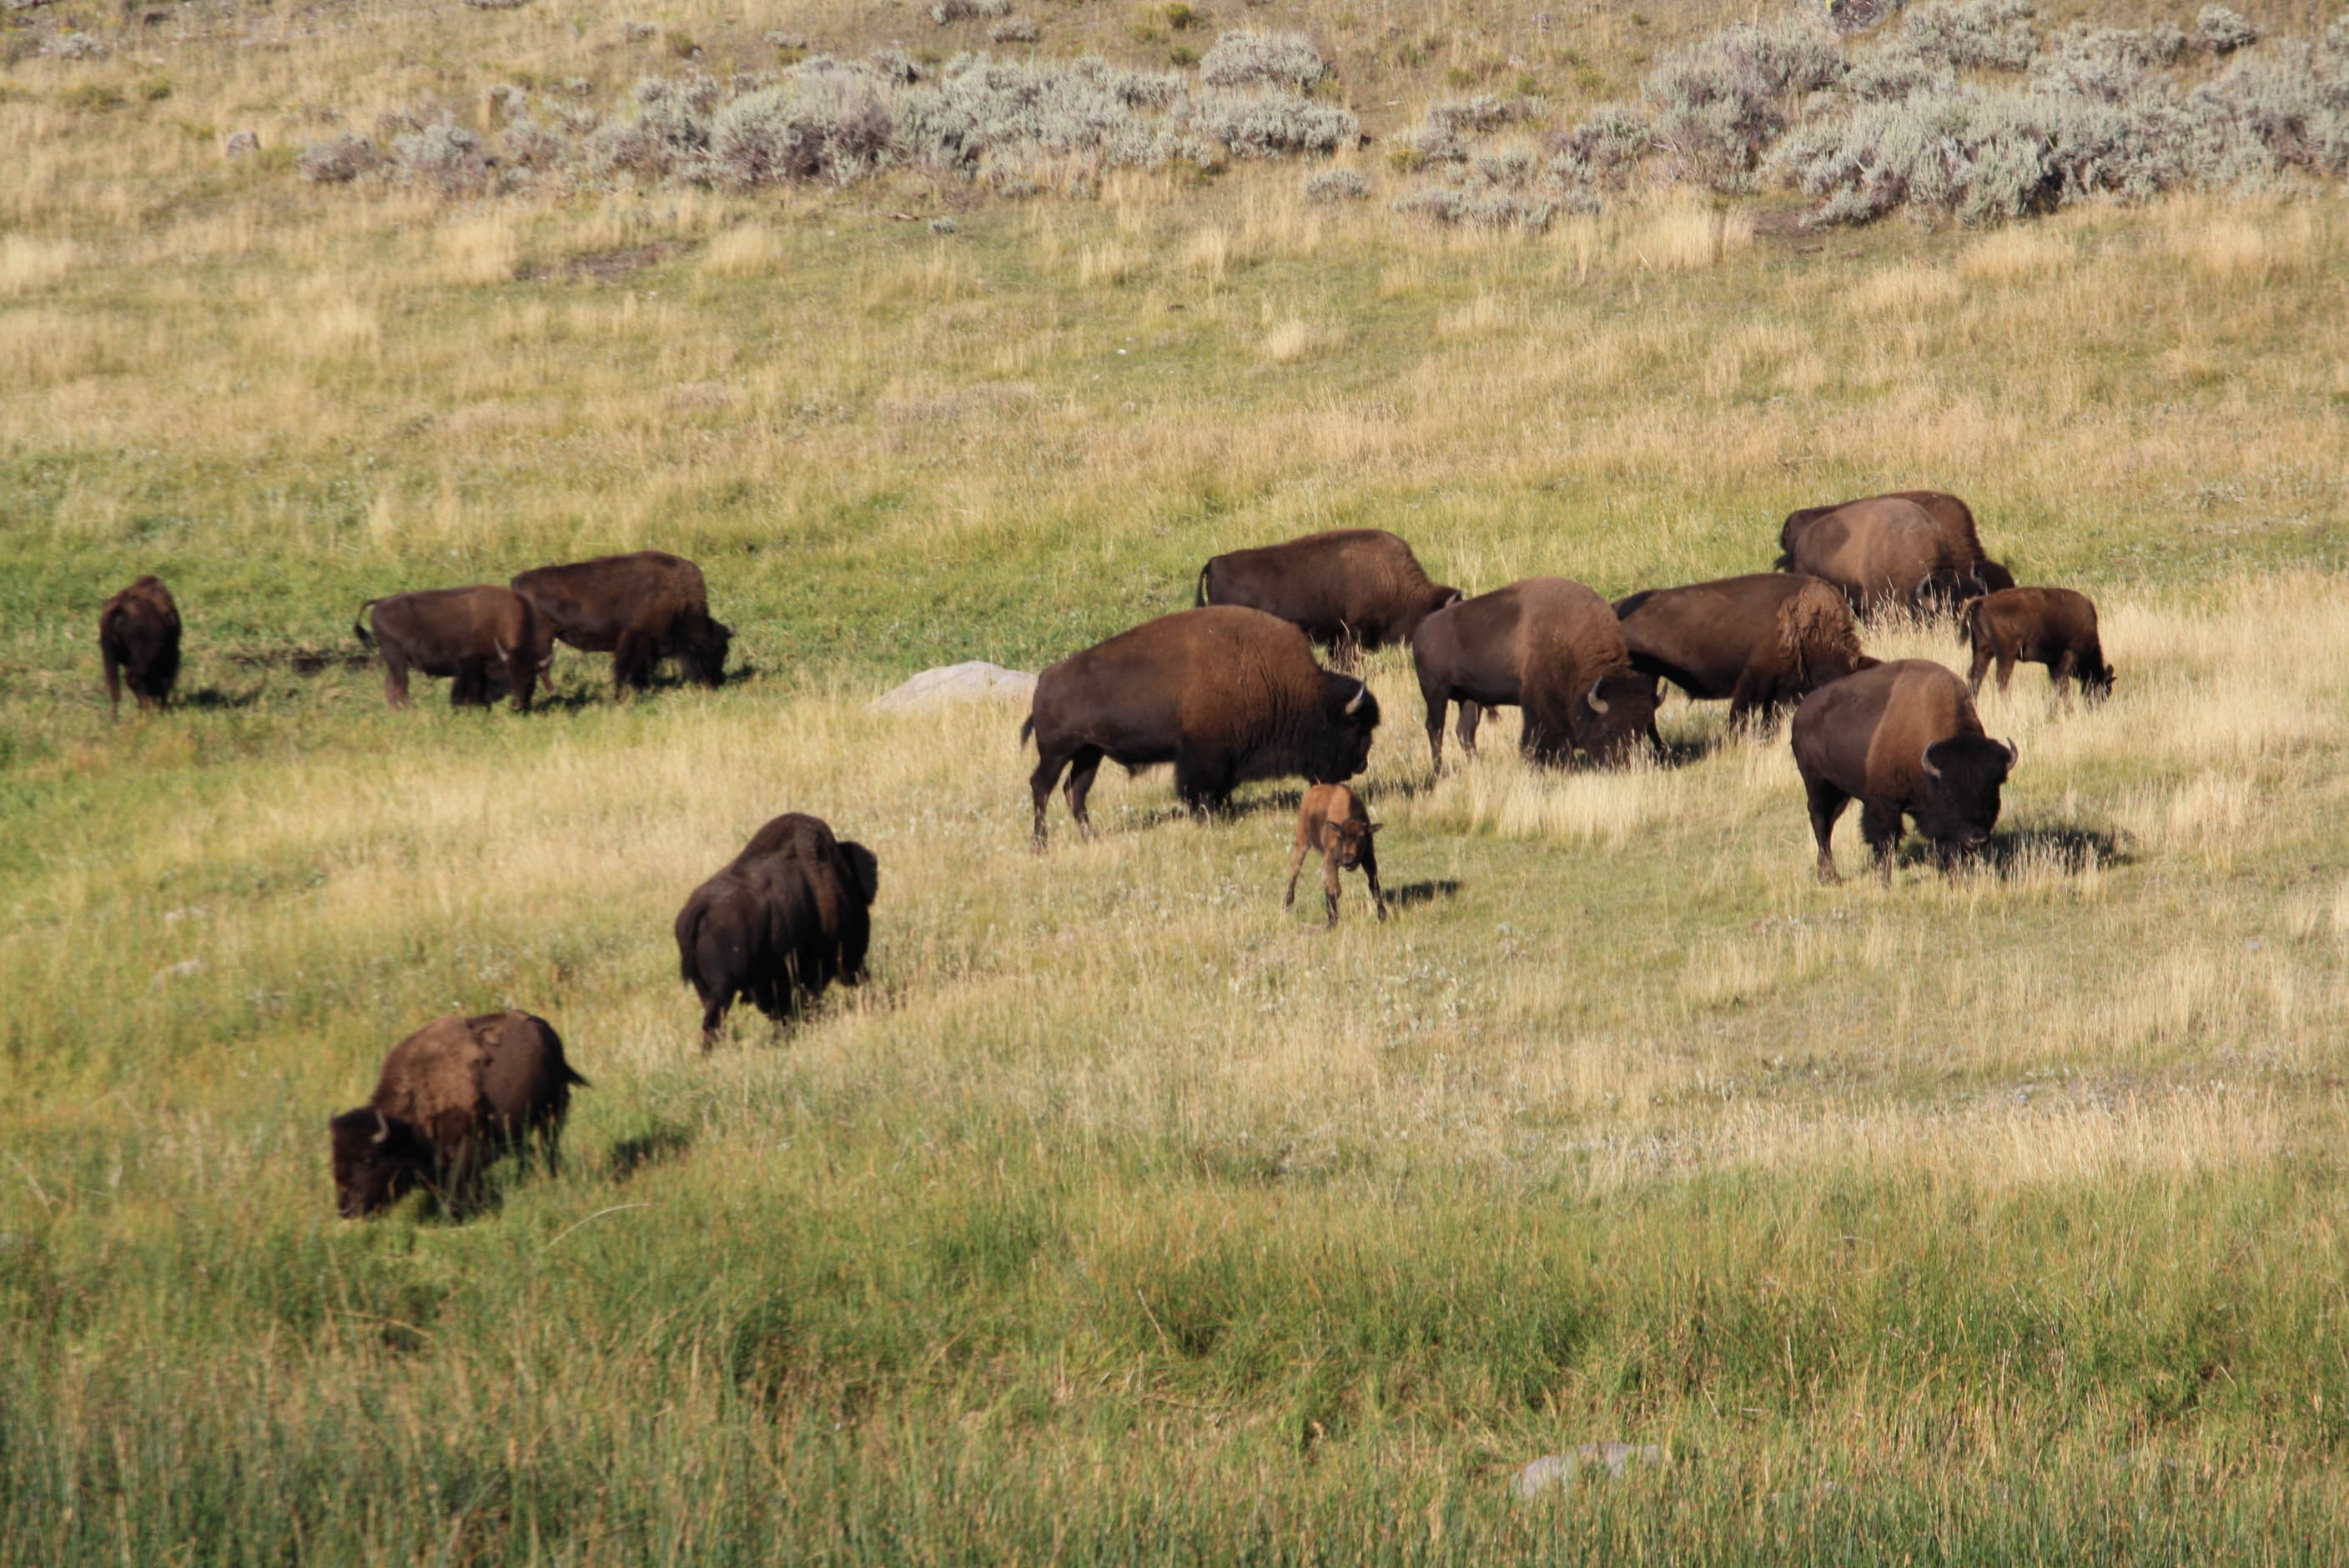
[672,613,732,687]
[1328,816,1380,870]
[1575,672,1660,766]
[1916,734,2015,860]
[2082,656,2115,702]
[841,840,880,907]
[329,1108,436,1219]
[1308,674,1381,781]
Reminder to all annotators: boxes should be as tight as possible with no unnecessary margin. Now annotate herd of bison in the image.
[90,488,2115,1219]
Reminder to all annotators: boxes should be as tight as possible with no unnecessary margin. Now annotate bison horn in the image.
[1345,680,1369,715]
[371,1108,390,1145]
[1919,747,1942,781]
[2000,738,2020,769]
[1585,685,1609,716]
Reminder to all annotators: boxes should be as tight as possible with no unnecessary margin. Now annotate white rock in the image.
[868,661,1038,713]
[1512,1443,1662,1499]
[150,958,205,989]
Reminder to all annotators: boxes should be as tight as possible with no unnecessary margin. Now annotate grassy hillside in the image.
[8,0,2349,1560]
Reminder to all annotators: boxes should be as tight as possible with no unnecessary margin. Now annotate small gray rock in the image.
[224,128,259,158]
[1512,1443,1662,1499]
[150,957,205,988]
[869,661,1037,712]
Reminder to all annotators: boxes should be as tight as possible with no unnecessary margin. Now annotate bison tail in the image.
[351,599,380,650]
[1194,561,1211,609]
[563,1063,591,1089]
[1019,713,1036,748]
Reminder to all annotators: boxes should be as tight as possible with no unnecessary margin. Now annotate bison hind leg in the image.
[1029,745,1075,847]
[1803,775,1849,884]
[1064,746,1107,840]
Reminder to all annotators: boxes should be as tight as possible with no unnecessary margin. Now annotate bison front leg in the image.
[1859,800,1904,882]
[1803,775,1849,884]
[1321,850,1343,927]
[1174,746,1235,820]
[1456,700,1483,758]
[1965,640,1993,696]
[1361,841,1387,922]
[1422,696,1449,772]
[612,628,656,694]
[2050,648,2079,706]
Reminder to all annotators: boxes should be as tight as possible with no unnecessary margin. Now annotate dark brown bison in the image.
[1779,491,2015,605]
[1613,572,1870,730]
[354,585,553,712]
[1195,529,1461,669]
[1791,659,2016,882]
[98,575,182,716]
[1409,577,1657,770]
[1963,586,2114,701]
[329,1009,587,1218]
[675,812,879,1048]
[1023,606,1380,846]
[1285,782,1386,927]
[510,550,730,695]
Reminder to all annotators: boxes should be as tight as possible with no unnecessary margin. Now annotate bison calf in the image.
[676,812,879,1047]
[355,585,553,713]
[1284,783,1386,927]
[99,575,181,716]
[1791,660,2016,882]
[1963,586,2113,702]
[329,1010,587,1218]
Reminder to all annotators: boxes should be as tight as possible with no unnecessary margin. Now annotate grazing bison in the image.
[1195,529,1461,669]
[1613,572,1870,730]
[675,812,879,1047]
[1778,490,2015,606]
[354,585,553,712]
[1285,782,1386,927]
[1790,659,2016,882]
[329,1009,587,1218]
[1410,577,1657,770]
[98,575,182,716]
[1775,496,1979,617]
[1963,586,2114,701]
[1023,606,1380,846]
[510,550,731,695]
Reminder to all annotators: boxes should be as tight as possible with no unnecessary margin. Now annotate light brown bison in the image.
[98,575,182,716]
[1791,659,2016,882]
[1409,577,1657,770]
[510,550,731,695]
[354,585,553,712]
[1285,782,1386,927]
[1775,496,1982,617]
[329,1010,587,1218]
[1780,490,2015,598]
[1195,529,1461,669]
[1023,606,1380,846]
[1963,586,2113,701]
[1613,572,1869,730]
[675,812,878,1047]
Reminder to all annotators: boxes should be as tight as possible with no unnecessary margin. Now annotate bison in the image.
[1780,490,2015,598]
[329,1009,587,1218]
[1774,495,1984,617]
[1284,782,1386,927]
[1613,572,1870,731]
[1023,606,1380,846]
[1195,529,1461,669]
[1963,586,2114,702]
[510,550,731,696]
[1409,577,1657,770]
[98,575,182,716]
[354,585,553,712]
[1790,659,2016,882]
[675,812,879,1048]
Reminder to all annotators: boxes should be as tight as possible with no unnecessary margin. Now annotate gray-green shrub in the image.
[712,61,897,187]
[296,133,379,183]
[1198,29,1328,91]
[1302,167,1369,200]
[1645,18,1845,190]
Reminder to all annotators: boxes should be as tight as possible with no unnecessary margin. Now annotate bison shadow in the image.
[608,1120,695,1183]
[1891,823,2130,878]
[229,646,375,676]
[178,686,264,711]
[1382,878,1461,909]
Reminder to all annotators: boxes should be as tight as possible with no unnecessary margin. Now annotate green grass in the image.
[8,23,2349,1552]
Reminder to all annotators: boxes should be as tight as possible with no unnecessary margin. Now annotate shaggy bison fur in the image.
[329,1010,586,1218]
[1791,659,2016,882]
[1022,606,1380,845]
[510,550,731,695]
[1778,490,2014,611]
[1410,577,1657,769]
[98,575,181,716]
[1195,529,1461,669]
[675,812,879,1047]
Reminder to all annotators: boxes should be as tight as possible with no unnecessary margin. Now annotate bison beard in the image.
[1022,606,1381,847]
[674,813,879,1048]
